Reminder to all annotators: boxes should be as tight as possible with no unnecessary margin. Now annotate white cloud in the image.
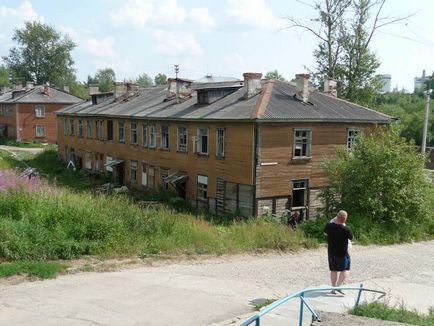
[110,0,154,29]
[225,0,284,29]
[0,0,41,22]
[61,26,115,58]
[188,8,216,28]
[224,53,246,72]
[152,0,186,25]
[152,30,202,57]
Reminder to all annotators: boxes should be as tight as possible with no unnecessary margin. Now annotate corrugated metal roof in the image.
[56,80,392,123]
[0,86,82,104]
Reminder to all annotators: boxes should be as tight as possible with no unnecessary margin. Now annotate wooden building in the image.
[56,74,391,218]
[0,83,81,143]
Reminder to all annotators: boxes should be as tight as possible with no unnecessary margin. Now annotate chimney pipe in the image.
[43,84,49,95]
[295,73,310,103]
[243,72,262,98]
[88,84,99,96]
[63,85,70,93]
[26,81,34,91]
[114,82,128,100]
[324,77,337,97]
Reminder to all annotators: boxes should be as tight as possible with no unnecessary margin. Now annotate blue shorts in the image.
[328,254,351,271]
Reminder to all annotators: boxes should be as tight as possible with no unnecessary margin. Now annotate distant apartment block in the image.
[414,69,430,91]
[376,74,391,93]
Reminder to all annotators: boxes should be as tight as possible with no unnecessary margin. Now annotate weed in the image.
[0,261,67,279]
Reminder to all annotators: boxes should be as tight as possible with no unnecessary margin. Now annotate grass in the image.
[254,299,276,311]
[350,301,434,326]
[0,138,47,148]
[0,149,22,169]
[0,261,68,279]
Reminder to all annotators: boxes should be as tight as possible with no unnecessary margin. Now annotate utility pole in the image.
[174,64,180,103]
[421,89,432,154]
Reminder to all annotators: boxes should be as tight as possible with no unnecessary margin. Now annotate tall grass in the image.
[350,301,434,326]
[0,186,315,261]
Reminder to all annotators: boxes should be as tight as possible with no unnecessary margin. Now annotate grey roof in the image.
[56,80,392,123]
[194,76,241,83]
[0,86,82,104]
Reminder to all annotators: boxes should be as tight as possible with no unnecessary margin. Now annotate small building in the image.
[0,83,82,143]
[56,73,391,218]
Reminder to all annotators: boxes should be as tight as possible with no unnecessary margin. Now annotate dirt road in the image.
[0,241,433,325]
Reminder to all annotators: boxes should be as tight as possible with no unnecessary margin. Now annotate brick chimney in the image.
[63,85,70,93]
[167,78,192,102]
[43,83,50,95]
[324,77,337,97]
[114,82,128,100]
[243,72,262,98]
[25,81,34,91]
[88,84,99,96]
[295,73,310,103]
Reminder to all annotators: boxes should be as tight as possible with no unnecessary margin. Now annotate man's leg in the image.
[336,270,348,286]
[330,271,337,287]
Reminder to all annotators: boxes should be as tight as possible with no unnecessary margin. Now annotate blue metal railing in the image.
[241,283,386,326]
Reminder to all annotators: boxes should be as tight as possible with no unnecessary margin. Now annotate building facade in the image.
[0,83,81,143]
[56,74,391,218]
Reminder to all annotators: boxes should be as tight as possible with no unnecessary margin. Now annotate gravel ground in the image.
[0,241,433,325]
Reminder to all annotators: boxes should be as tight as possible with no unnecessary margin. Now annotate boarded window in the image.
[86,120,92,138]
[293,129,311,157]
[78,119,83,137]
[141,162,148,186]
[107,120,113,141]
[197,175,208,200]
[148,166,155,188]
[64,117,68,135]
[69,118,74,136]
[131,122,137,144]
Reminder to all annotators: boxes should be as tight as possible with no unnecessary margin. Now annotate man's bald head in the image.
[336,210,348,224]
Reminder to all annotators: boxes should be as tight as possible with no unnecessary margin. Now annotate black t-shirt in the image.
[324,223,353,257]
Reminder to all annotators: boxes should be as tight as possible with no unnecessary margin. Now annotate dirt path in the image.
[0,241,433,325]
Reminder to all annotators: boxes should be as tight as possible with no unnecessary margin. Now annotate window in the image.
[78,119,83,137]
[130,122,137,144]
[216,128,225,157]
[347,129,361,149]
[197,175,208,200]
[293,129,311,157]
[149,124,156,148]
[141,162,148,186]
[160,168,169,190]
[98,120,104,140]
[118,121,125,143]
[177,127,187,152]
[35,105,45,117]
[148,166,155,188]
[86,120,92,138]
[107,120,113,141]
[197,128,209,154]
[292,180,308,208]
[64,117,68,135]
[130,160,138,184]
[95,120,100,140]
[106,156,113,172]
[160,125,169,149]
[197,91,209,104]
[35,125,45,137]
[142,124,148,147]
[69,118,75,136]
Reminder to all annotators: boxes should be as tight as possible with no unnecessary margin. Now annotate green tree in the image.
[321,126,430,226]
[288,0,411,105]
[0,65,11,87]
[2,21,76,86]
[265,70,285,81]
[154,73,167,85]
[88,68,116,92]
[135,73,153,87]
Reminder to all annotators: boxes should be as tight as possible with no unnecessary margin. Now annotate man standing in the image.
[324,210,353,294]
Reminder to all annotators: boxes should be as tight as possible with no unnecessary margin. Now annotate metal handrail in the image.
[241,283,386,326]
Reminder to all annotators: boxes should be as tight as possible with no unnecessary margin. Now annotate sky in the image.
[0,0,433,91]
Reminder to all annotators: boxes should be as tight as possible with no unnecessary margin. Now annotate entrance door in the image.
[175,182,187,199]
[116,163,124,186]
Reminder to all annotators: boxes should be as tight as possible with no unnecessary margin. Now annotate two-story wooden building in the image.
[56,74,391,218]
[0,83,81,143]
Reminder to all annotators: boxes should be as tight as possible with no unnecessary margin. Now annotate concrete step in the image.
[311,311,415,326]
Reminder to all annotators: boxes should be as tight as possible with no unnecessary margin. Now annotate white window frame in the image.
[347,128,361,149]
[197,128,209,155]
[292,179,308,208]
[35,105,45,118]
[142,124,148,147]
[293,129,311,158]
[35,125,45,137]
[149,124,156,148]
[197,175,208,200]
[216,128,225,158]
[118,121,125,143]
[130,160,138,184]
[130,122,138,144]
[160,125,170,149]
[177,126,188,152]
